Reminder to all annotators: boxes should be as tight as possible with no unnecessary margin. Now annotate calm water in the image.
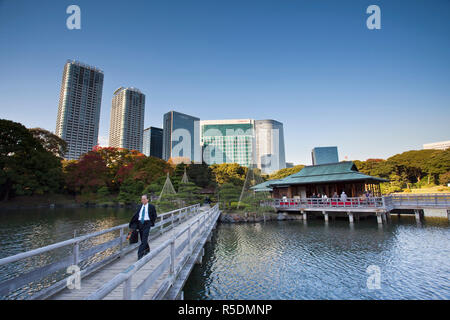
[183,217,450,300]
[1,208,449,300]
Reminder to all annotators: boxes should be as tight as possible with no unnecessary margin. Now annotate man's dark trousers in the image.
[137,221,151,259]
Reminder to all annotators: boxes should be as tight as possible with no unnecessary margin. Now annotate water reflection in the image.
[184,217,450,300]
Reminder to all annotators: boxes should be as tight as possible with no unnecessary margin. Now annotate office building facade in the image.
[108,87,145,152]
[200,118,286,174]
[201,119,255,168]
[143,126,163,158]
[255,120,286,174]
[311,146,339,165]
[55,60,104,160]
[162,111,200,163]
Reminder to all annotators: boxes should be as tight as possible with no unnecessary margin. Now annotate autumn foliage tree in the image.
[65,151,109,195]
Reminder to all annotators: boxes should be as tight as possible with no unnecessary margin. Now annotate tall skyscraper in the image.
[255,120,286,174]
[200,118,286,174]
[108,87,145,152]
[55,60,104,160]
[311,146,339,165]
[143,126,163,158]
[200,119,255,168]
[162,111,200,163]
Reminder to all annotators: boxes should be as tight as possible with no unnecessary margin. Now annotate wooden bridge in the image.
[265,194,450,224]
[0,203,220,300]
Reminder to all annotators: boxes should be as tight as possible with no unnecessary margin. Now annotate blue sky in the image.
[0,0,449,165]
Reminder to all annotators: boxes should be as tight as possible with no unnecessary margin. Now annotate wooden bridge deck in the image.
[49,205,214,300]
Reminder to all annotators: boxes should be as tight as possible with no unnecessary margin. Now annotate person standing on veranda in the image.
[129,194,157,260]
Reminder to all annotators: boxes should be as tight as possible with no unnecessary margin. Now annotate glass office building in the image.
[55,60,104,160]
[143,126,163,158]
[311,146,339,165]
[108,87,145,152]
[200,119,286,174]
[201,119,255,167]
[162,111,200,162]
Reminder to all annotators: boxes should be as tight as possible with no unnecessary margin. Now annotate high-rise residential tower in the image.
[55,60,104,160]
[162,111,200,163]
[143,126,163,158]
[108,87,145,152]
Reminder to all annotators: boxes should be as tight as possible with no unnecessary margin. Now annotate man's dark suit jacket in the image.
[129,203,157,230]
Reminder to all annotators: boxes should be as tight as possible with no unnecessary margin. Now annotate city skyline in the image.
[1,0,449,165]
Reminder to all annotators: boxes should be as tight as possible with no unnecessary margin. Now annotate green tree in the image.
[29,127,68,158]
[0,119,64,200]
[218,183,241,210]
[211,163,247,186]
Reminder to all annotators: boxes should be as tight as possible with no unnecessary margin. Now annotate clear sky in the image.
[0,0,449,165]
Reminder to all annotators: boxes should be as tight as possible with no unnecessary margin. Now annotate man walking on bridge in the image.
[129,194,157,260]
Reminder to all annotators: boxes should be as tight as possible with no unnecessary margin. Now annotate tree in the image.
[210,163,247,186]
[439,171,450,186]
[93,146,146,192]
[187,163,216,189]
[218,183,241,210]
[29,127,68,158]
[268,165,305,180]
[0,119,64,200]
[65,151,108,194]
[177,182,202,205]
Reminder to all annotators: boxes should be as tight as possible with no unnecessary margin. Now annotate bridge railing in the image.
[0,203,201,300]
[389,193,450,208]
[263,197,385,210]
[86,204,220,300]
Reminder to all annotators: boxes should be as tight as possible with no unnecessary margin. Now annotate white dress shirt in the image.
[138,203,150,221]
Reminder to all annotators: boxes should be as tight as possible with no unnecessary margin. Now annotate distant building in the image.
[255,120,286,174]
[108,87,145,152]
[286,162,294,168]
[143,126,163,158]
[201,119,255,168]
[423,140,450,150]
[311,146,339,165]
[55,60,104,160]
[200,119,286,174]
[163,110,200,162]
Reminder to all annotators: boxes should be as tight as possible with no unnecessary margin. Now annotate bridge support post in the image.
[447,209,450,221]
[376,212,383,224]
[322,211,328,222]
[386,211,391,220]
[302,210,307,221]
[196,248,204,265]
[414,209,422,223]
[382,212,387,223]
[347,212,354,224]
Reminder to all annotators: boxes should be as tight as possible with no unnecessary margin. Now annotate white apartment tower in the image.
[55,60,104,160]
[109,87,145,152]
